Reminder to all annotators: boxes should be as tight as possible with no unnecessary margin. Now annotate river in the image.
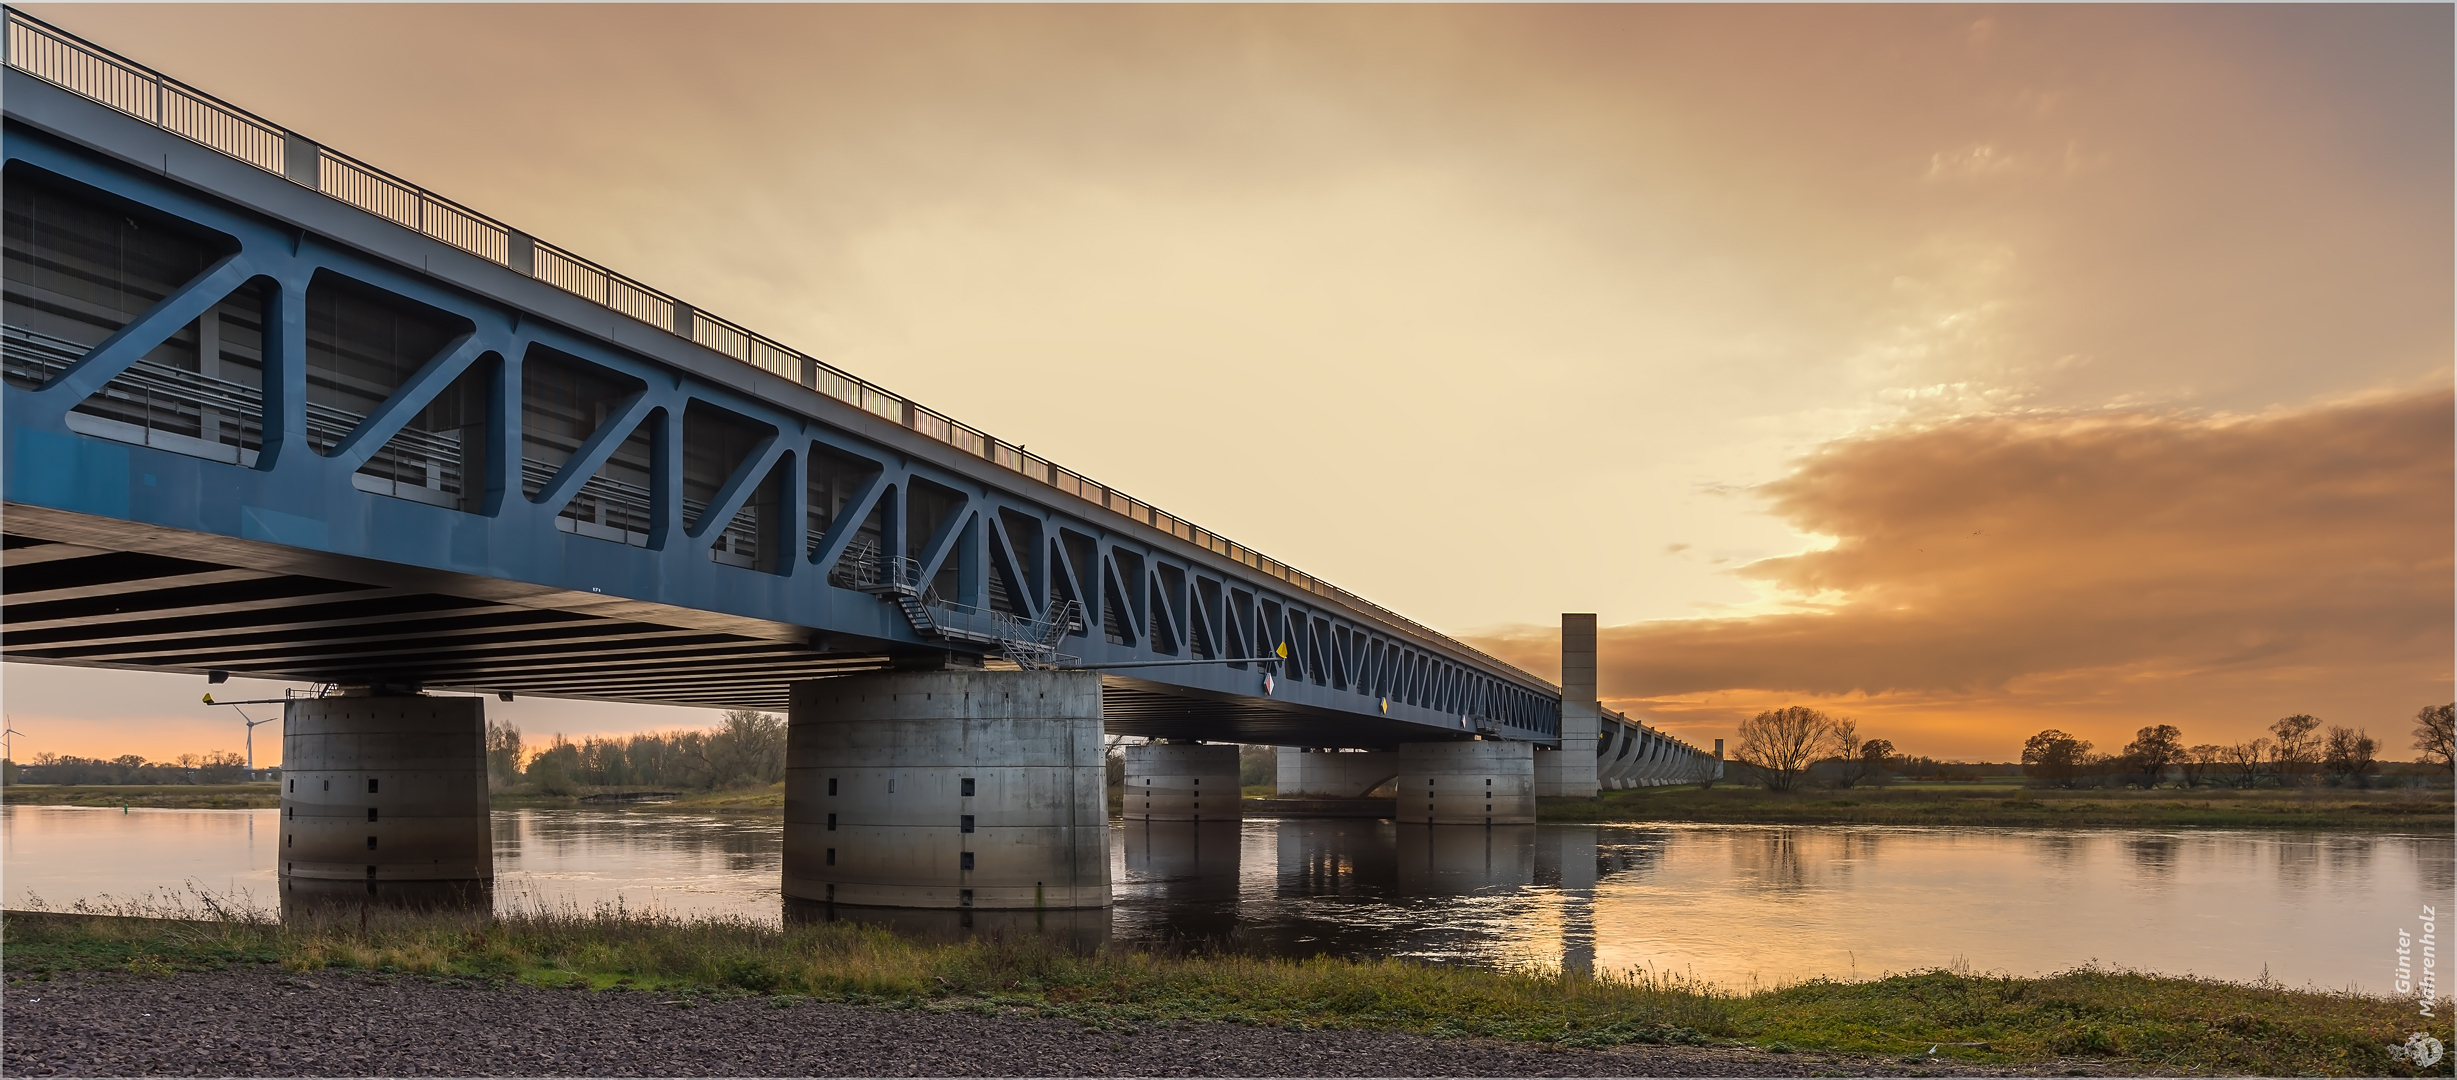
[3,804,2444,993]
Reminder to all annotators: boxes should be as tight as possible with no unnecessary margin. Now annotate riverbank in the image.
[12,778,2449,832]
[3,910,2438,1076]
[1538,780,2455,831]
[0,783,278,809]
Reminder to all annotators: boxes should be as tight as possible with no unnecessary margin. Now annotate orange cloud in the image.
[1477,390,2454,759]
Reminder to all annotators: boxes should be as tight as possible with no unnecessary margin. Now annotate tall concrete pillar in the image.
[783,670,1109,911]
[1537,613,1600,797]
[1123,742,1240,822]
[1274,747,1399,797]
[1396,740,1536,825]
[279,694,490,907]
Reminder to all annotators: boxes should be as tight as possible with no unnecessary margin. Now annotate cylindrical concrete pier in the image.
[278,694,491,907]
[1123,742,1241,822]
[1396,740,1536,825]
[784,669,1109,911]
[1274,747,1399,798]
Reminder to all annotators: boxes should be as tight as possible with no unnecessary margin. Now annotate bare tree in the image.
[2218,737,2273,787]
[2021,729,2094,789]
[1735,706,1834,793]
[2414,703,2455,771]
[2179,743,2224,788]
[2269,715,2322,786]
[2121,724,2185,788]
[1829,717,1866,789]
[2320,726,2378,787]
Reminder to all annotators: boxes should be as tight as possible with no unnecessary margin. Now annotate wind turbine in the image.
[2,723,23,777]
[202,691,283,777]
[231,706,276,775]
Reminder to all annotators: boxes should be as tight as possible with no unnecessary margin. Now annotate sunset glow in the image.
[4,4,2448,764]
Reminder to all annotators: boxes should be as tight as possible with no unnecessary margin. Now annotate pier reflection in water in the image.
[1109,821,1631,972]
[4,805,2447,993]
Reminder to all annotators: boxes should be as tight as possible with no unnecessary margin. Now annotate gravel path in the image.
[5,967,2055,1077]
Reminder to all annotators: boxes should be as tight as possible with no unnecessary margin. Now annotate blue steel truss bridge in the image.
[0,9,1712,771]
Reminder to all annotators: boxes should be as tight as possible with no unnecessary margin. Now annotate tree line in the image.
[2022,704,2454,789]
[12,751,253,785]
[1727,702,2455,792]
[488,709,785,795]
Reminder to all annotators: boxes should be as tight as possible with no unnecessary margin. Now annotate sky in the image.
[3,4,2449,763]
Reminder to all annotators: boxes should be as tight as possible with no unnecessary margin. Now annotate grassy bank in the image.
[1541,779,2455,831]
[1,783,279,809]
[3,908,2440,1076]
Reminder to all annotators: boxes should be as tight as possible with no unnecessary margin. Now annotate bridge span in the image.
[0,10,1717,916]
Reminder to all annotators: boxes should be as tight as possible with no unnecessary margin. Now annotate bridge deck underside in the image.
[3,528,1444,743]
[1,532,892,709]
[1095,678,1461,748]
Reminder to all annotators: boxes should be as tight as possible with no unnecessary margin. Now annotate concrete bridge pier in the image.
[1123,741,1241,822]
[1274,747,1398,797]
[278,694,492,912]
[1396,740,1536,825]
[783,670,1109,914]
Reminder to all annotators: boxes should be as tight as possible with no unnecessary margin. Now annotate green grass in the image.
[1,783,279,809]
[4,906,2444,1076]
[1541,780,2455,831]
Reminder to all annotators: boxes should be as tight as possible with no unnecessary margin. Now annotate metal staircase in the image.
[837,542,1079,668]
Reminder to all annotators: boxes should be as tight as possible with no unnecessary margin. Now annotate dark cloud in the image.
[1479,390,2453,756]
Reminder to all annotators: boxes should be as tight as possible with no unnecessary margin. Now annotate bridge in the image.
[0,9,1718,915]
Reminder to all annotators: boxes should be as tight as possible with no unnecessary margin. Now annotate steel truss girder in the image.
[1,74,1557,747]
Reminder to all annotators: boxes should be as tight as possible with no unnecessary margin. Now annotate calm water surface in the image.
[5,805,2444,993]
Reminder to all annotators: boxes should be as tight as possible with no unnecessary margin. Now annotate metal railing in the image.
[828,541,910,594]
[829,541,1082,667]
[6,325,266,457]
[0,6,1550,693]
[523,458,655,546]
